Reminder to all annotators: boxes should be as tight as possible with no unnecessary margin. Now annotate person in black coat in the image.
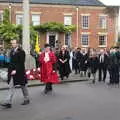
[73,47,82,74]
[0,39,30,109]
[87,50,99,84]
[98,49,108,82]
[58,46,71,80]
[108,48,120,86]
[80,48,89,77]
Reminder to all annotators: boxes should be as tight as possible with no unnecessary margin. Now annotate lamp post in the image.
[76,7,79,47]
[8,3,12,23]
[8,0,12,23]
[22,0,35,69]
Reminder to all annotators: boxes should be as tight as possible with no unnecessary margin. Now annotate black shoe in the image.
[21,100,30,105]
[98,79,101,82]
[44,88,50,94]
[75,71,77,74]
[0,103,12,109]
[92,80,95,84]
[66,75,69,78]
[44,89,52,94]
[88,72,91,78]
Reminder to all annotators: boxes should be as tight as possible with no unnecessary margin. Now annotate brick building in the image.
[0,0,119,49]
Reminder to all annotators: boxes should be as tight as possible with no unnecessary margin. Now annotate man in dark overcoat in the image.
[0,39,30,108]
[98,49,108,82]
[108,47,120,85]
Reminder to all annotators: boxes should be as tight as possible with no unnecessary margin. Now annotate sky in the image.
[100,0,120,6]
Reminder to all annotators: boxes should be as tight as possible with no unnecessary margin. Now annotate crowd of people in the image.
[55,46,120,85]
[0,39,120,109]
[32,45,120,86]
[0,48,10,67]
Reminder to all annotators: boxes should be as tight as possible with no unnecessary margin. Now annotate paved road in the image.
[0,82,120,120]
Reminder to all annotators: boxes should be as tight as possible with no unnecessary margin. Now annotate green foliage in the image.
[0,9,19,43]
[3,9,10,24]
[30,26,37,45]
[34,22,76,33]
[14,25,37,45]
[0,9,37,45]
[0,24,19,42]
[64,25,76,33]
[0,24,37,44]
[0,10,75,47]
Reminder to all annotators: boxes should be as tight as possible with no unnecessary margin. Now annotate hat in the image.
[44,43,50,48]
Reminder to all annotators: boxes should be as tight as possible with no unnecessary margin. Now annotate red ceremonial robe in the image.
[39,51,59,84]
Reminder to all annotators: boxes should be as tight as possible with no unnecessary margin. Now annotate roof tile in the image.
[0,0,105,6]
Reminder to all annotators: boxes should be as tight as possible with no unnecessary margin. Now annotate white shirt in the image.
[44,52,50,62]
[100,54,104,63]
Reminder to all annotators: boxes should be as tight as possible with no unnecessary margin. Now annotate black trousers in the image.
[45,83,53,92]
[74,61,80,74]
[99,64,107,82]
[109,65,119,84]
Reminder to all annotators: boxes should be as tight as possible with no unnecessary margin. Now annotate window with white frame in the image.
[99,35,107,47]
[64,16,72,26]
[82,15,89,29]
[16,14,23,25]
[65,33,71,47]
[81,34,89,46]
[32,14,40,26]
[99,16,107,29]
[0,13,3,24]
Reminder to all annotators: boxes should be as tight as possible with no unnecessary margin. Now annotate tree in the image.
[0,24,19,43]
[0,9,37,47]
[105,6,119,18]
[0,9,18,44]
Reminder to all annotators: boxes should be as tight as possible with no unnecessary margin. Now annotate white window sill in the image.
[82,27,89,29]
[82,45,89,47]
[99,45,107,48]
[99,27,107,29]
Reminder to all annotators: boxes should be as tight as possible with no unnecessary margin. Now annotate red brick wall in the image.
[0,3,117,49]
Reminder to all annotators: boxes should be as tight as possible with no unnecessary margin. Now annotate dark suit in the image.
[58,50,71,80]
[73,51,82,74]
[76,51,83,73]
[108,52,120,85]
[98,54,108,82]
[3,47,30,105]
[8,47,27,85]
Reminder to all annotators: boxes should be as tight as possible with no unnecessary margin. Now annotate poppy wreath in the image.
[26,67,41,80]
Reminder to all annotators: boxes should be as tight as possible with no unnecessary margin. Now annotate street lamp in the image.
[8,0,12,23]
[8,4,12,23]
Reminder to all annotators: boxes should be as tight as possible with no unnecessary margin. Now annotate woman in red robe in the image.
[39,44,59,94]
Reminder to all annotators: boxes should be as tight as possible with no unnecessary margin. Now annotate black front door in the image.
[49,35,55,47]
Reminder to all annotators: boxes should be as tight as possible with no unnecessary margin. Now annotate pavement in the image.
[0,82,120,120]
[0,72,89,90]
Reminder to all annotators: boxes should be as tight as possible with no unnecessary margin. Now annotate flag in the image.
[35,32,40,54]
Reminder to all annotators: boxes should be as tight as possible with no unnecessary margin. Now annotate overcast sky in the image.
[100,0,120,6]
